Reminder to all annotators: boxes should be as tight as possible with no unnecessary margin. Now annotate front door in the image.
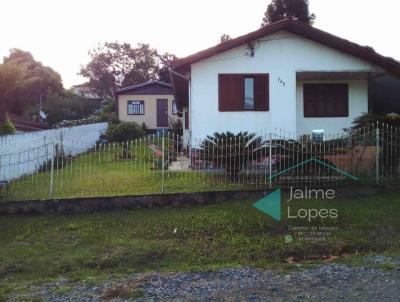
[156,99,168,127]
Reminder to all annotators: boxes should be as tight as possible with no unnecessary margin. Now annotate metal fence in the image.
[1,122,399,201]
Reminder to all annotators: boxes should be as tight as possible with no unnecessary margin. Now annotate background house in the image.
[170,18,400,142]
[115,80,179,131]
[72,82,102,100]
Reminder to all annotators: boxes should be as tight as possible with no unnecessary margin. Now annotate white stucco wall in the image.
[189,31,380,140]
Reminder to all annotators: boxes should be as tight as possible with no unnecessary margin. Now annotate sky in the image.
[1,0,399,88]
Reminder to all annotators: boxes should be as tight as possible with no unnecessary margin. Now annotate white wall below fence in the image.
[0,123,108,181]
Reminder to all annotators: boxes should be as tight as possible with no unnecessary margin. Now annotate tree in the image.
[3,49,63,115]
[220,34,232,43]
[156,52,178,83]
[0,61,25,123]
[261,0,315,26]
[80,43,176,99]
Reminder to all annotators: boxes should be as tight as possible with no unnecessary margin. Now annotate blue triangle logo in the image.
[253,189,281,221]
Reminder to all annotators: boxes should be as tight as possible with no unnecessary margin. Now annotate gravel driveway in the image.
[13,257,400,302]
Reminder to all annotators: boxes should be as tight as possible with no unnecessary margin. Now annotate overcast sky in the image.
[1,0,399,88]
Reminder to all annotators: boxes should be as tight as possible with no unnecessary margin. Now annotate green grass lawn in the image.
[1,191,400,300]
[2,142,259,202]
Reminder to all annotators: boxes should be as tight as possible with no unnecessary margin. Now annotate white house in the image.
[170,18,400,143]
[72,83,102,100]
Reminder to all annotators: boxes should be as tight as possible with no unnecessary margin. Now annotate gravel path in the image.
[12,257,400,302]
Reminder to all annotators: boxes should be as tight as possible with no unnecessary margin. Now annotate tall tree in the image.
[156,52,178,83]
[80,43,176,99]
[261,0,315,26]
[3,49,63,114]
[0,62,23,123]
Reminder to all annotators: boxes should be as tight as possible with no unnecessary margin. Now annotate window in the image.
[127,101,144,115]
[218,74,269,112]
[172,100,178,115]
[244,77,255,110]
[303,84,348,117]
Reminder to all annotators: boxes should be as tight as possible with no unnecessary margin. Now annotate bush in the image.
[201,132,265,180]
[105,122,145,142]
[0,119,16,135]
[169,117,182,136]
[352,112,400,129]
[96,100,119,123]
[27,94,100,127]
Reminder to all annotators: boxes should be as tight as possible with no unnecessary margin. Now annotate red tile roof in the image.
[170,18,400,76]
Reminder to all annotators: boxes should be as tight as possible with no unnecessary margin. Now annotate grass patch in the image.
[0,191,400,300]
[2,143,252,201]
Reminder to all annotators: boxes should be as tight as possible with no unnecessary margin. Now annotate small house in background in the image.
[115,80,179,132]
[72,82,102,100]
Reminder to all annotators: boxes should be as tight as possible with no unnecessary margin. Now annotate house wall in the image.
[118,94,177,129]
[296,80,369,135]
[189,31,380,139]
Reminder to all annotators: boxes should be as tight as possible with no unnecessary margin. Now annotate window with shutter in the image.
[303,84,348,117]
[218,74,269,112]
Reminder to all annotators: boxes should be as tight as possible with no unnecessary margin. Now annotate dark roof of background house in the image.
[170,18,400,76]
[115,80,173,95]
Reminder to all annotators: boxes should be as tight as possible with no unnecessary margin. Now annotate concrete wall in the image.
[118,94,177,129]
[0,123,107,181]
[296,80,369,135]
[189,31,380,140]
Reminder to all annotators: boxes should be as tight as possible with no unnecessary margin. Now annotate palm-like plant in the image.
[200,132,266,180]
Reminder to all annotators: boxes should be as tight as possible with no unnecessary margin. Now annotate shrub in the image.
[169,117,182,136]
[0,119,16,135]
[201,132,265,180]
[26,94,100,127]
[105,122,144,142]
[352,112,400,129]
[96,100,119,123]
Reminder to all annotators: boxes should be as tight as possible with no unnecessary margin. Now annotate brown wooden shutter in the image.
[335,84,349,117]
[218,74,244,111]
[254,74,269,111]
[304,84,348,117]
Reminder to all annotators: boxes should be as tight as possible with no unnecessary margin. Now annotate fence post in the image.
[269,132,272,189]
[161,135,165,193]
[376,126,380,184]
[49,143,55,199]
